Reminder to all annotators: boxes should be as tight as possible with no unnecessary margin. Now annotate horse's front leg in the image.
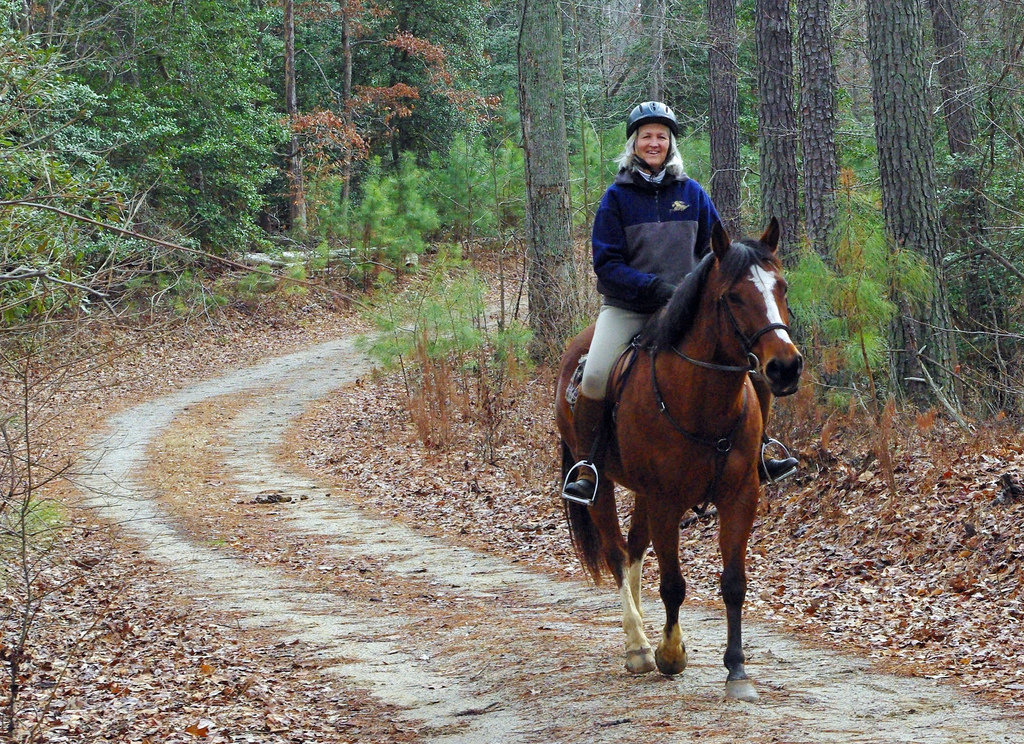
[648,504,687,676]
[718,489,759,702]
[621,492,655,674]
[589,479,656,674]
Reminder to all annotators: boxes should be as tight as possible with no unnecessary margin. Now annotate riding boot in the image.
[758,435,799,484]
[562,393,608,503]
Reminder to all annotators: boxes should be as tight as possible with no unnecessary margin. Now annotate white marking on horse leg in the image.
[619,580,650,653]
[619,579,655,674]
[749,265,794,344]
[660,623,685,663]
[627,559,643,620]
[662,623,682,653]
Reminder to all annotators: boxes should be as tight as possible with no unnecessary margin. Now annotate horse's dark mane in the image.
[642,238,780,350]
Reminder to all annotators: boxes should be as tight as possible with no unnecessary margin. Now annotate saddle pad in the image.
[565,353,587,410]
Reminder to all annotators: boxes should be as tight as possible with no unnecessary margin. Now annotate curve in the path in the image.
[80,337,1024,744]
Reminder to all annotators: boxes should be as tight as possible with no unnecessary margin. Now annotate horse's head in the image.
[709,218,803,397]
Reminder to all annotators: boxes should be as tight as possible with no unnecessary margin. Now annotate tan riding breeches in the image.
[579,304,651,400]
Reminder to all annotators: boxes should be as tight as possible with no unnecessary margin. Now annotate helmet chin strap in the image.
[632,154,663,176]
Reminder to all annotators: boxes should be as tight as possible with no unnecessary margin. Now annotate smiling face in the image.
[634,122,671,172]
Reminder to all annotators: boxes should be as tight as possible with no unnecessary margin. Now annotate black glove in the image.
[650,278,676,306]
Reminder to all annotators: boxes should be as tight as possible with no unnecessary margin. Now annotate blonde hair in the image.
[615,131,686,176]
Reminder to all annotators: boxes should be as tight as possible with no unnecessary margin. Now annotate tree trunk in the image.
[796,0,838,259]
[570,1,593,225]
[928,0,977,173]
[928,0,979,406]
[708,0,742,236]
[927,0,983,231]
[517,0,575,360]
[341,4,353,205]
[648,0,666,101]
[865,0,958,402]
[284,0,307,233]
[755,0,800,254]
[44,1,55,38]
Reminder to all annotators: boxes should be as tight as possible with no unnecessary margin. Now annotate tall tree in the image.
[865,0,958,400]
[928,0,981,406]
[284,0,307,233]
[707,0,742,235]
[797,0,838,259]
[517,0,575,359]
[377,0,487,162]
[648,0,666,100]
[755,0,800,253]
[46,0,283,251]
[340,2,354,204]
[928,0,981,213]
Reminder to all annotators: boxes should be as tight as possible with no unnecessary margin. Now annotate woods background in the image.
[2,0,1023,413]
[5,1,1024,738]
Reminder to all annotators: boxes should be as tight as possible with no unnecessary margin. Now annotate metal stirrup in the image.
[760,437,795,484]
[561,460,600,505]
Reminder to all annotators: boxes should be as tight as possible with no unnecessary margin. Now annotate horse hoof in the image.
[725,678,759,702]
[625,647,656,674]
[654,646,687,676]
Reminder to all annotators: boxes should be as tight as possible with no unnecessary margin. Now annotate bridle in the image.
[673,291,791,375]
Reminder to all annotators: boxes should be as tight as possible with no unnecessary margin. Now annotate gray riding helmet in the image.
[626,101,679,138]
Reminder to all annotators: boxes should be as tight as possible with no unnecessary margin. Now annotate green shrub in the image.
[350,155,440,268]
[236,266,277,298]
[788,170,932,406]
[358,246,532,457]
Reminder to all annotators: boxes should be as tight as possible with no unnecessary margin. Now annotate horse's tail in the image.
[560,439,604,584]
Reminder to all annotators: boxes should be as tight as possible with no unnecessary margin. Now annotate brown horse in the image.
[555,218,802,701]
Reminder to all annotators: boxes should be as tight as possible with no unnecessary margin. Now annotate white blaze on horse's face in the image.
[749,265,794,345]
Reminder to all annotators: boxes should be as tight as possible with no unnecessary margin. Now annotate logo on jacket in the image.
[671,201,689,212]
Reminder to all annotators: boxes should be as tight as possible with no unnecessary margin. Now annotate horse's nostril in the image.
[766,355,803,385]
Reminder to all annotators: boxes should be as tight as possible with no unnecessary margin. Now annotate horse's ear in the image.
[760,217,781,254]
[711,220,730,260]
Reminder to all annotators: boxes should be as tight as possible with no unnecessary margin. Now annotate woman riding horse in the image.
[562,101,798,504]
[556,215,803,699]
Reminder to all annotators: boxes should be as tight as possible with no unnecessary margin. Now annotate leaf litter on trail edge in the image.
[299,370,1024,708]
[6,520,426,743]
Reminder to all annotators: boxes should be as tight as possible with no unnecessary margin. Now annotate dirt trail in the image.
[79,336,1024,743]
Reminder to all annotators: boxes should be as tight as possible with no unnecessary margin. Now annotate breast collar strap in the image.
[649,349,749,513]
[649,349,748,453]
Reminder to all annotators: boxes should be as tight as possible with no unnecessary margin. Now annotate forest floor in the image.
[5,257,1024,742]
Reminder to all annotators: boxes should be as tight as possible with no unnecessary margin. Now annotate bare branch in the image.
[946,243,1024,282]
[914,350,972,432]
[0,268,108,298]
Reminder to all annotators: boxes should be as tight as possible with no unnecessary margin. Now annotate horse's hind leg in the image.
[589,480,655,674]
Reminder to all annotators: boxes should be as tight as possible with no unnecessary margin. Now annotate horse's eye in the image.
[726,291,743,305]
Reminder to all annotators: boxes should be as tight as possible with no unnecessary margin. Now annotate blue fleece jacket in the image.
[592,169,720,313]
